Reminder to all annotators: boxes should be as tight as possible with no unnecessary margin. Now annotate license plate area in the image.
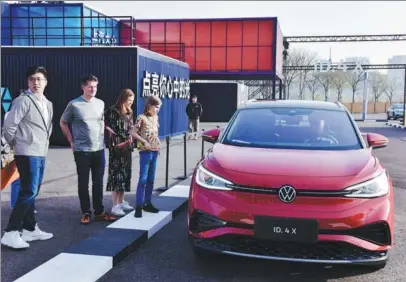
[254,216,319,243]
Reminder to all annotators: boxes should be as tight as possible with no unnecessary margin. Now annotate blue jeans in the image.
[135,151,158,207]
[10,178,36,210]
[6,156,45,232]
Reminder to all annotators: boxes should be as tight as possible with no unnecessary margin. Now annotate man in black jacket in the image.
[186,95,203,140]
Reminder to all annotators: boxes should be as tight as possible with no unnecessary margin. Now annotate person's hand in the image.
[69,141,74,151]
[143,140,151,150]
[106,127,116,137]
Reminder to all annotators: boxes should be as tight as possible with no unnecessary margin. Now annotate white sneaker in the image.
[21,225,53,242]
[111,204,126,216]
[120,201,134,211]
[1,231,30,249]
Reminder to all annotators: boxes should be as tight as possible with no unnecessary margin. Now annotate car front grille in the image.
[194,235,388,263]
[320,221,391,246]
[190,210,391,246]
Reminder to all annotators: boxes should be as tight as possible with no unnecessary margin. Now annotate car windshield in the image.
[392,104,403,109]
[223,107,362,151]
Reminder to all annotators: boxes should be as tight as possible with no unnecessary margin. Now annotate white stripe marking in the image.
[159,185,190,198]
[15,253,112,282]
[107,210,172,237]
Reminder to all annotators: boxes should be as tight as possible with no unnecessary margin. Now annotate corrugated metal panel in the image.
[190,82,238,123]
[1,46,190,145]
[1,47,138,145]
[136,49,190,137]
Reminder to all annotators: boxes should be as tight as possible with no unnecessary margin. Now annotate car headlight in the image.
[195,164,233,190]
[344,172,389,198]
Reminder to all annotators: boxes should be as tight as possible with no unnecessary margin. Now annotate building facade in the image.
[1,2,284,81]
[1,2,122,47]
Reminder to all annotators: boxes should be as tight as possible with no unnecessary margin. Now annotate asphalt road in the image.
[97,124,406,282]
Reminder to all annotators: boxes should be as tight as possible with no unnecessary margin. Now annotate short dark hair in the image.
[26,66,47,79]
[191,95,197,99]
[81,74,98,86]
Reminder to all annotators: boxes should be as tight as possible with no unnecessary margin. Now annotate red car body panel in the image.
[188,173,394,252]
[188,102,394,266]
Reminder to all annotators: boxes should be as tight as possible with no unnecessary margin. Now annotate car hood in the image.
[207,143,376,177]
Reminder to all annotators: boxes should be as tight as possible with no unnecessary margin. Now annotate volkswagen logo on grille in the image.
[278,185,297,203]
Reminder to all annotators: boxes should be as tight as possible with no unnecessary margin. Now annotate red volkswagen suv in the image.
[188,100,393,269]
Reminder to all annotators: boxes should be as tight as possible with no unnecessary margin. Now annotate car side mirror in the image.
[202,128,220,144]
[367,133,388,149]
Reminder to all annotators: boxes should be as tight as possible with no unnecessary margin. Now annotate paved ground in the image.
[2,121,405,282]
[0,123,223,282]
[97,123,406,282]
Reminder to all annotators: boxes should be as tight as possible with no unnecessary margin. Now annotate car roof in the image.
[241,99,346,111]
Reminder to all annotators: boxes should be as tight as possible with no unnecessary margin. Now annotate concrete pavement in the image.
[97,124,406,282]
[3,121,405,282]
[0,122,222,282]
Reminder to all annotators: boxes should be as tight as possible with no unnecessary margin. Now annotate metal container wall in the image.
[190,82,239,123]
[1,46,189,145]
[121,17,278,79]
[136,48,190,137]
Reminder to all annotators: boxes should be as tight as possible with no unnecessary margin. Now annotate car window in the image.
[392,104,403,109]
[223,107,362,151]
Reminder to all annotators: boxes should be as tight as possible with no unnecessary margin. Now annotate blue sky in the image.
[82,1,406,64]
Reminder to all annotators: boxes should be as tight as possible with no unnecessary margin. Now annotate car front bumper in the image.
[188,181,394,265]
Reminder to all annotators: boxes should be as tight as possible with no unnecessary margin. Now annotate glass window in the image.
[83,37,92,46]
[2,17,11,28]
[65,27,81,36]
[64,17,81,27]
[92,16,99,28]
[11,18,29,36]
[64,6,81,17]
[47,28,64,36]
[106,18,113,29]
[46,17,63,28]
[64,38,81,46]
[29,6,46,17]
[83,27,92,39]
[83,7,91,17]
[30,18,46,37]
[46,6,63,17]
[11,6,28,17]
[1,32,11,46]
[64,17,81,37]
[12,38,30,46]
[34,39,46,46]
[224,107,362,151]
[47,39,63,46]
[99,17,106,28]
[32,18,46,29]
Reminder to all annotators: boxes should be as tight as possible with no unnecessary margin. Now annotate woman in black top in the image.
[104,89,135,216]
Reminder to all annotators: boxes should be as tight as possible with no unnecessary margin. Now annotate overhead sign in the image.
[141,71,190,99]
[91,29,117,46]
[313,60,364,73]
